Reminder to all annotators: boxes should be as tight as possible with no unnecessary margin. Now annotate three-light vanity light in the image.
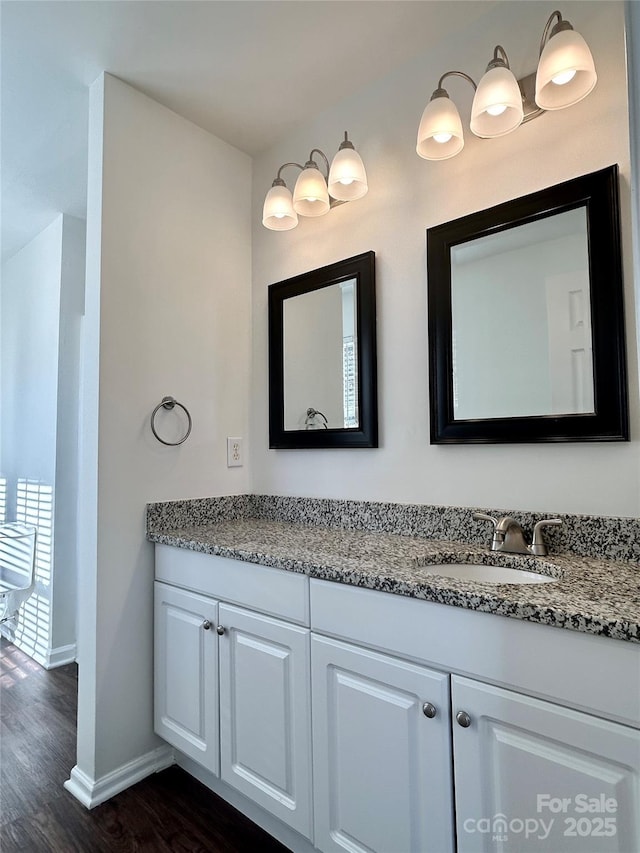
[262,132,368,231]
[416,9,597,160]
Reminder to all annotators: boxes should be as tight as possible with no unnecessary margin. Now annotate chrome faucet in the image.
[473,512,562,557]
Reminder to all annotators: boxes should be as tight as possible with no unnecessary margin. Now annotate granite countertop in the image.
[148,517,640,644]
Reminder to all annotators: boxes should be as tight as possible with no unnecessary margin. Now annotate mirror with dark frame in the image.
[427,165,628,444]
[269,251,378,449]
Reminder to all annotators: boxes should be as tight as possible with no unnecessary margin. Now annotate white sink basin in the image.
[421,563,556,584]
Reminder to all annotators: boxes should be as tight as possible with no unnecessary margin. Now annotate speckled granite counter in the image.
[148,513,640,645]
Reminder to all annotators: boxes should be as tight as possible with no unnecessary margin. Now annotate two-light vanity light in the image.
[262,132,368,231]
[417,9,597,160]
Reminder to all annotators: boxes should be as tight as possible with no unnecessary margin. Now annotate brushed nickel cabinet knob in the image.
[456,710,472,728]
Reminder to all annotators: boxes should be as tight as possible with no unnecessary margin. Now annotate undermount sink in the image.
[420,563,557,584]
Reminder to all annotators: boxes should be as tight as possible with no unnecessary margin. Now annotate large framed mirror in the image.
[427,165,628,444]
[269,251,378,449]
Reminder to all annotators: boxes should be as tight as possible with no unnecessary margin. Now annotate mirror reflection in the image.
[451,208,593,420]
[283,279,358,430]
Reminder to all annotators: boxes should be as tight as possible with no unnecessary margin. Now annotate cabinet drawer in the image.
[155,544,309,625]
[310,578,640,728]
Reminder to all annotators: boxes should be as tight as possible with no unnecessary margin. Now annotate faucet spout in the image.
[494,517,530,554]
[495,515,518,533]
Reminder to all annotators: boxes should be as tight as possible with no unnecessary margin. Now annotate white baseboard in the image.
[43,642,77,669]
[0,627,77,670]
[64,745,175,809]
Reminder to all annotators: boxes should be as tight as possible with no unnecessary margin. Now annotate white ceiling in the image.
[1,0,499,261]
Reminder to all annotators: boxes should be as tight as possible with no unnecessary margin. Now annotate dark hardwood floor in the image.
[0,638,292,852]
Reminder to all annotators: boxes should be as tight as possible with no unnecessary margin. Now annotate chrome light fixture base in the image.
[519,72,545,124]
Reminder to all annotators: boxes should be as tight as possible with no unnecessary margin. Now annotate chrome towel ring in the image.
[151,396,192,446]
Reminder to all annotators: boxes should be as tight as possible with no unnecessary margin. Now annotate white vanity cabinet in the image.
[310,578,640,853]
[452,676,640,853]
[154,545,313,840]
[311,634,454,853]
[154,546,640,853]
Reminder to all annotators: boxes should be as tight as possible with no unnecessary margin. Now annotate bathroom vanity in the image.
[149,501,640,853]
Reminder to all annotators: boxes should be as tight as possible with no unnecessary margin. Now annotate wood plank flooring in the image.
[1,639,292,852]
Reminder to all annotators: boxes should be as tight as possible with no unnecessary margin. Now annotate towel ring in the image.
[151,396,192,446]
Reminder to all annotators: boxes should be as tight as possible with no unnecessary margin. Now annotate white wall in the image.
[0,214,84,667]
[74,74,252,788]
[251,0,640,518]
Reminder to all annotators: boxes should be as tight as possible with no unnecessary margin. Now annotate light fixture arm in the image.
[487,45,511,70]
[272,162,304,186]
[436,70,477,93]
[539,10,572,56]
[338,131,355,151]
[308,148,331,180]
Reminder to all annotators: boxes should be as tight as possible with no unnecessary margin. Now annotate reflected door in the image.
[546,271,594,414]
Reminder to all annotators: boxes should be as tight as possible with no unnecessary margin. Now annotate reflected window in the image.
[342,281,358,428]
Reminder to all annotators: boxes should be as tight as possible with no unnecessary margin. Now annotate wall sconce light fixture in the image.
[416,10,597,161]
[262,132,368,231]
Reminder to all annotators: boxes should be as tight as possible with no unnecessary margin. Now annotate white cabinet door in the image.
[154,582,219,774]
[218,603,313,839]
[453,675,640,853]
[311,634,454,853]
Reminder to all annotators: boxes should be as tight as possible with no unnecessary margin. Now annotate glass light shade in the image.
[262,185,298,230]
[293,167,330,216]
[470,66,524,138]
[328,147,368,201]
[416,95,464,160]
[535,29,597,110]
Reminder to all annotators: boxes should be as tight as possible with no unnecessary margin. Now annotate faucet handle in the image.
[531,518,563,556]
[472,511,498,529]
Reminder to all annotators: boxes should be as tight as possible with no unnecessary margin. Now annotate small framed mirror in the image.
[427,165,628,444]
[269,251,378,449]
